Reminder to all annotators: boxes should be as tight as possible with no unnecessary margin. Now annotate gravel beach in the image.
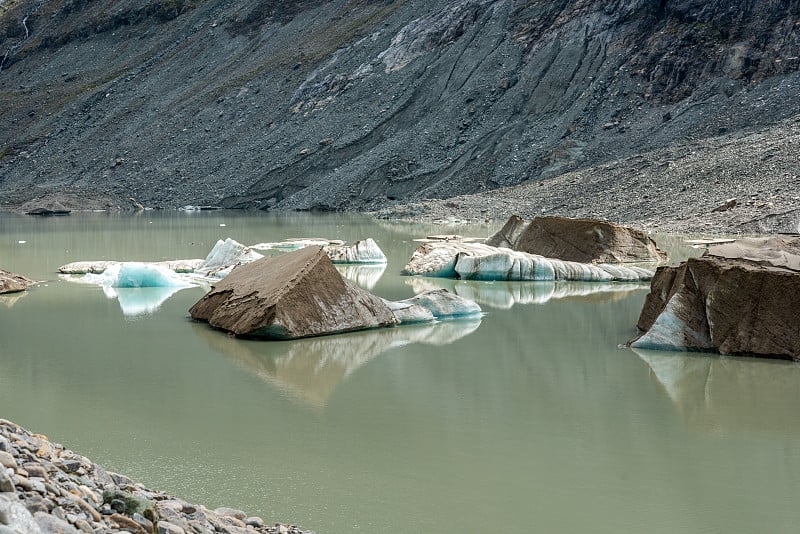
[0,419,312,534]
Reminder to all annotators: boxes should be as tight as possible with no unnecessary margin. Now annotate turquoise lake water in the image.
[2,211,799,533]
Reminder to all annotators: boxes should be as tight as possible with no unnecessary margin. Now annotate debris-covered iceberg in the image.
[404,242,653,282]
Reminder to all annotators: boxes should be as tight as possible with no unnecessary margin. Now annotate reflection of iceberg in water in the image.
[105,286,187,317]
[334,264,386,290]
[634,348,800,435]
[192,319,481,410]
[406,277,648,309]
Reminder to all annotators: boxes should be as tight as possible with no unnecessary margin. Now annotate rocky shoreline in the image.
[0,419,312,534]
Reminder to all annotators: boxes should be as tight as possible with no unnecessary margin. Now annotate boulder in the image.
[486,215,667,263]
[24,200,71,216]
[629,237,800,359]
[0,269,35,294]
[189,246,398,339]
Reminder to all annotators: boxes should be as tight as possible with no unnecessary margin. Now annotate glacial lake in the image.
[2,211,800,533]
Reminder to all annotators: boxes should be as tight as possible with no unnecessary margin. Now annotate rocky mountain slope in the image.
[1,0,799,218]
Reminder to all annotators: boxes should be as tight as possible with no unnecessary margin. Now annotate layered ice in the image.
[385,289,483,324]
[404,242,654,281]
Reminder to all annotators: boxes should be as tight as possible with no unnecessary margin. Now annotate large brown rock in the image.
[487,215,667,264]
[630,237,800,359]
[0,269,35,294]
[189,246,398,339]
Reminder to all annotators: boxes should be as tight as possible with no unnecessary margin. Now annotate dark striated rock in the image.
[1,0,799,214]
[630,237,800,359]
[190,246,398,339]
[0,270,34,294]
[486,215,667,264]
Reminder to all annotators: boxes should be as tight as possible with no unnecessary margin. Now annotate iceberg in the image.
[250,238,339,251]
[384,288,483,324]
[194,238,264,279]
[64,262,196,317]
[393,289,482,319]
[325,238,387,264]
[83,262,194,288]
[59,259,203,274]
[404,242,654,282]
[251,237,388,264]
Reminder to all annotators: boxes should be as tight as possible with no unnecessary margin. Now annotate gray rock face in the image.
[0,0,798,212]
[486,215,667,264]
[630,237,800,359]
[189,246,398,339]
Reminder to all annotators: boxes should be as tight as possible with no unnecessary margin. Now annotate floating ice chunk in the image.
[251,237,387,264]
[84,262,194,288]
[404,242,654,281]
[67,262,195,316]
[403,242,496,277]
[394,289,482,319]
[384,300,436,324]
[326,238,387,264]
[195,238,264,278]
[251,238,339,251]
[58,259,203,274]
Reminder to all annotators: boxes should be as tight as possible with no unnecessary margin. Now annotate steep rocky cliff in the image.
[0,0,798,211]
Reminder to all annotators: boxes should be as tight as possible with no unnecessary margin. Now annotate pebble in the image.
[0,420,315,534]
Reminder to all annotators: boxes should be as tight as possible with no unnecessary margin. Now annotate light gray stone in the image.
[0,470,13,493]
[157,521,187,534]
[0,494,42,534]
[0,453,16,470]
[35,512,81,534]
